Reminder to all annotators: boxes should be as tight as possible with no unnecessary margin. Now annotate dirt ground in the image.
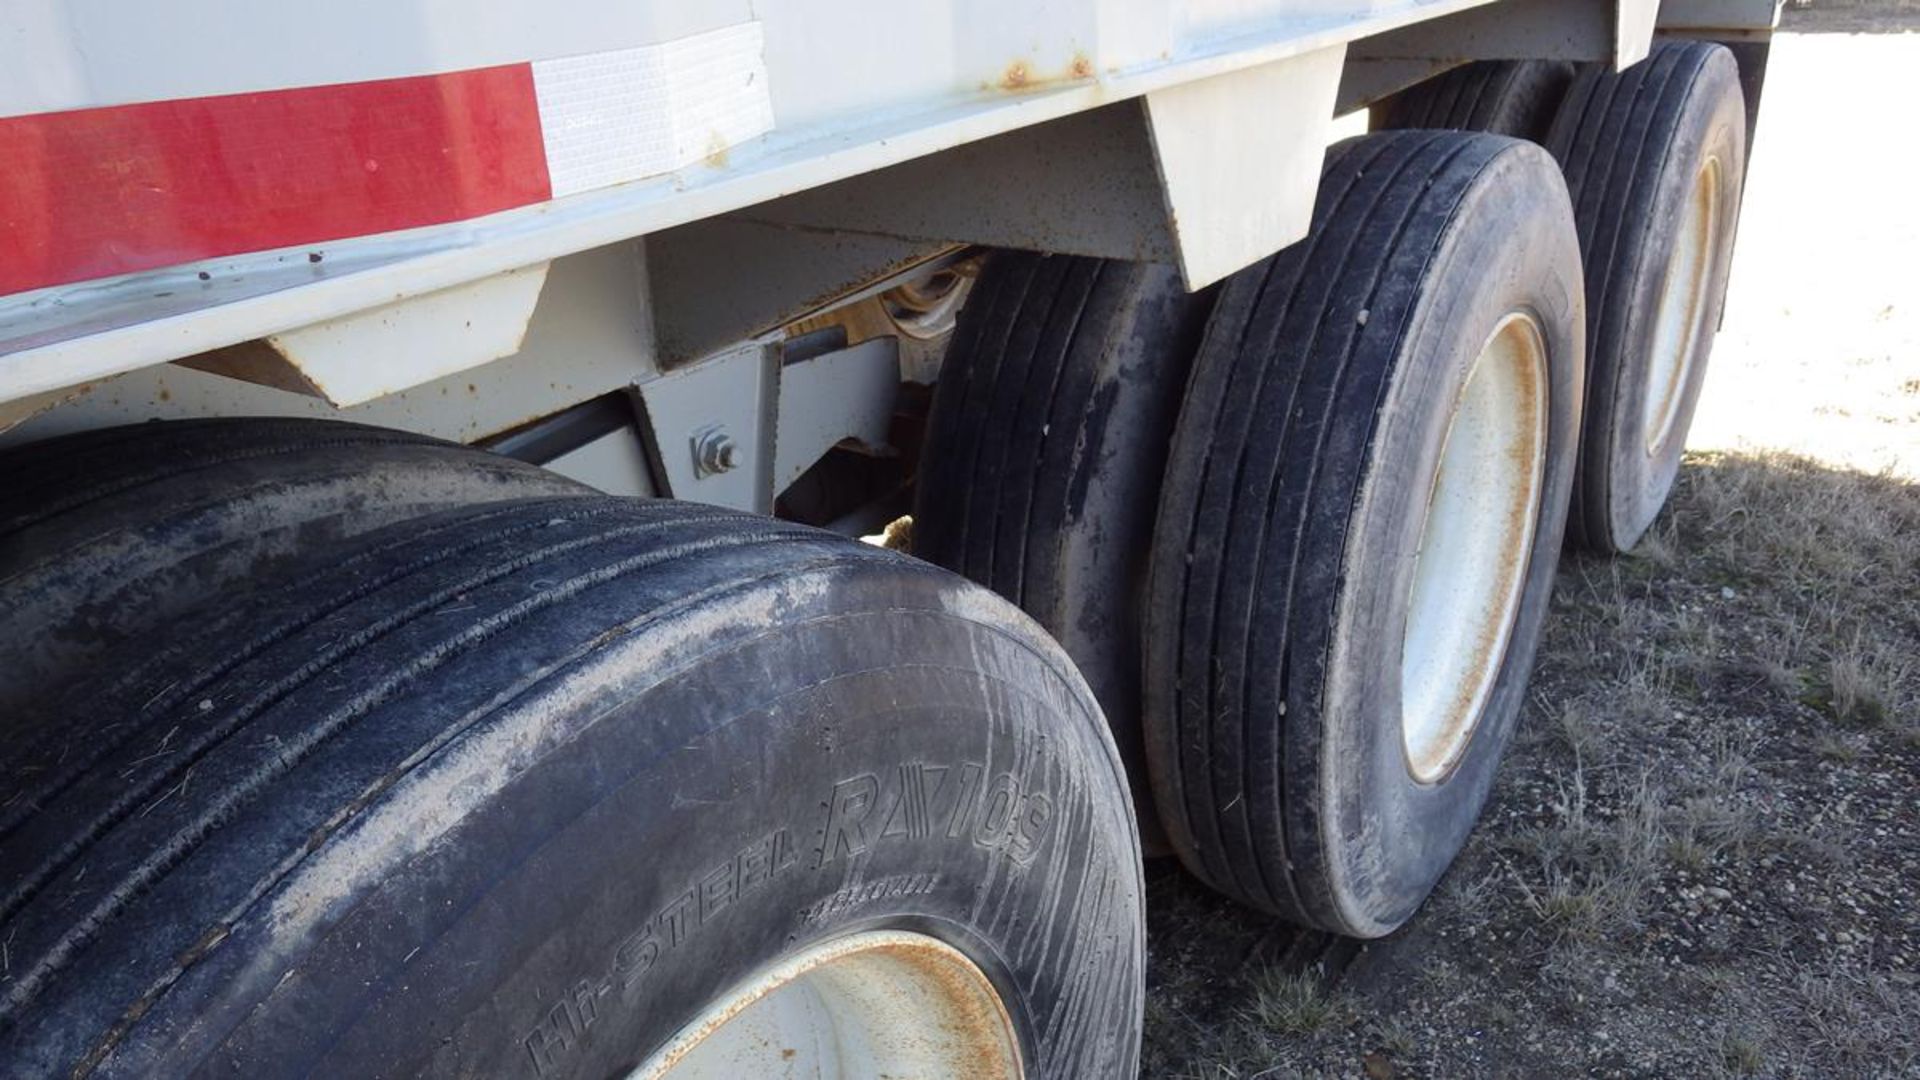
[1140,19,1920,1080]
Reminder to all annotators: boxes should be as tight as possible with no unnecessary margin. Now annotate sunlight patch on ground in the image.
[1689,33,1920,478]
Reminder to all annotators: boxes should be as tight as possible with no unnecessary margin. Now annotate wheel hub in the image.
[630,931,1022,1079]
[1400,312,1549,783]
[1644,156,1724,454]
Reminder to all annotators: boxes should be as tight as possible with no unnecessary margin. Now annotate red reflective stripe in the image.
[0,65,552,297]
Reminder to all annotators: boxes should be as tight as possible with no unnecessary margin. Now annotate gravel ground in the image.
[1141,24,1920,1080]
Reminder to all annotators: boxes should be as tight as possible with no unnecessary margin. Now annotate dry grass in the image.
[1783,961,1920,1073]
[1144,447,1920,1078]
[1244,970,1351,1038]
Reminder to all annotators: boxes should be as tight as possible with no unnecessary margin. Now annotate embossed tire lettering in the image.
[0,496,1143,1077]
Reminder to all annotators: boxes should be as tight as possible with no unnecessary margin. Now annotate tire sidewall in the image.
[1042,260,1206,852]
[109,566,1143,1079]
[1310,145,1584,936]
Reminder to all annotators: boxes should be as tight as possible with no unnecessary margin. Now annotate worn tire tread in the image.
[1373,60,1579,144]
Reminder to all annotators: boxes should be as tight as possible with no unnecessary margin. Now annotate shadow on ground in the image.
[1142,452,1920,1078]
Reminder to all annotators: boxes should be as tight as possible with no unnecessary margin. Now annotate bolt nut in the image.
[693,428,740,478]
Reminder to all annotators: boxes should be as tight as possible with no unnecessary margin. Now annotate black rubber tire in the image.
[912,251,1213,850]
[1372,60,1579,143]
[1545,42,1747,553]
[0,497,1143,1078]
[0,418,588,715]
[1143,131,1585,937]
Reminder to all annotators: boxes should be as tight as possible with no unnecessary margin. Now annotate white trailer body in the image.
[1,0,1766,497]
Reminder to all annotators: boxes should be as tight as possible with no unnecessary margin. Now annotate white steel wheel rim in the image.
[1400,313,1549,784]
[1643,156,1723,454]
[629,930,1022,1080]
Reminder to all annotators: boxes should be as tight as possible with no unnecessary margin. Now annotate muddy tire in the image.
[1372,60,1579,143]
[0,418,587,715]
[913,252,1213,850]
[0,497,1143,1077]
[1144,132,1584,937]
[1546,42,1747,553]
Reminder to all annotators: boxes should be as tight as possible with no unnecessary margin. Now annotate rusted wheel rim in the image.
[1644,156,1724,454]
[630,931,1022,1079]
[1399,312,1549,784]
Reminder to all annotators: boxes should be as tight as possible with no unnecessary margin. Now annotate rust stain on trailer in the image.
[0,379,103,435]
[990,52,1096,93]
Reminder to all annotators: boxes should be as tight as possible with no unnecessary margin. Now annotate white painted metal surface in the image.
[0,0,1666,412]
[1400,312,1548,783]
[774,338,899,492]
[1619,0,1664,68]
[0,1,744,118]
[542,427,658,497]
[634,342,777,511]
[1143,45,1346,288]
[0,244,658,447]
[203,263,552,407]
[630,931,1020,1080]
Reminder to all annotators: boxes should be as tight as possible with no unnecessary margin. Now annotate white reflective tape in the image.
[531,22,774,199]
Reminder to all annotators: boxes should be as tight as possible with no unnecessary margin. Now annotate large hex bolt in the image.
[692,426,740,478]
